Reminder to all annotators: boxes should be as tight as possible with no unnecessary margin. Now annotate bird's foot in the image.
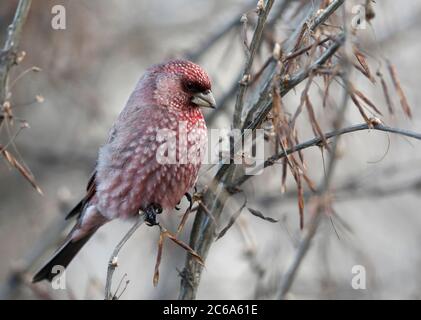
[175,192,194,211]
[184,192,193,211]
[144,203,163,226]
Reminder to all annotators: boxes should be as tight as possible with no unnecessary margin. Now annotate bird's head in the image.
[149,59,216,111]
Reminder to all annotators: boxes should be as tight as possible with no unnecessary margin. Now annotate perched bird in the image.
[33,59,215,282]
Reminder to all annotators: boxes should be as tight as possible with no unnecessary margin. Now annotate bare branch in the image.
[105,214,145,300]
[233,0,275,128]
[185,1,256,62]
[230,121,421,189]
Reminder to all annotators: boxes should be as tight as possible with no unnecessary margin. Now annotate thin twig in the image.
[233,0,275,128]
[105,213,146,300]
[185,1,256,62]
[229,122,421,188]
[206,0,293,125]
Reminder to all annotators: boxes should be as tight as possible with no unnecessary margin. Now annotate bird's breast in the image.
[95,109,207,220]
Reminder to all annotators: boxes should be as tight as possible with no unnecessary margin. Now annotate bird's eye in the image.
[183,79,208,93]
[185,81,196,92]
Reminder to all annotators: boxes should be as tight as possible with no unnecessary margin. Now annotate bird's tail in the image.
[32,232,94,283]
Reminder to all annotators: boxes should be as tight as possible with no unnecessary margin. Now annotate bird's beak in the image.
[191,90,216,109]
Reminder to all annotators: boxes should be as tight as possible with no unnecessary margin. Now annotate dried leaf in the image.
[217,201,246,240]
[272,84,282,154]
[165,232,204,266]
[247,207,278,223]
[354,89,383,115]
[281,158,287,193]
[293,130,305,166]
[387,60,412,118]
[350,93,370,125]
[289,166,305,230]
[302,172,317,193]
[1,146,43,195]
[290,153,315,193]
[297,172,304,230]
[176,206,192,235]
[323,74,332,108]
[305,95,329,149]
[377,71,395,114]
[153,231,165,287]
[353,49,375,83]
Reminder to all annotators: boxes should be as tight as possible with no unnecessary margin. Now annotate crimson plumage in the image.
[33,59,215,282]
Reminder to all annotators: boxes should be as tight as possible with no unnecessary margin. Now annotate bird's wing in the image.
[66,109,124,221]
[66,104,166,220]
[65,171,97,220]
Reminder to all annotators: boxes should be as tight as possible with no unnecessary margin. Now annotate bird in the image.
[33,59,215,282]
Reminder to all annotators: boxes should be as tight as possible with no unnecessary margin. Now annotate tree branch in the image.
[233,0,275,128]
[242,32,345,131]
[185,1,256,62]
[178,0,345,300]
[206,0,293,125]
[230,122,421,188]
[0,0,32,109]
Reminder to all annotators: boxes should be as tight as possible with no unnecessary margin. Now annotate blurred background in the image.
[0,0,421,299]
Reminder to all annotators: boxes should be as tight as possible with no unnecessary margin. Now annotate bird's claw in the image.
[175,192,193,211]
[184,192,193,211]
[144,203,162,226]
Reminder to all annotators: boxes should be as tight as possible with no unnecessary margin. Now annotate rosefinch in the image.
[33,59,215,282]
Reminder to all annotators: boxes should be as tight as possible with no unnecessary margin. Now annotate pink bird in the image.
[33,59,215,282]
